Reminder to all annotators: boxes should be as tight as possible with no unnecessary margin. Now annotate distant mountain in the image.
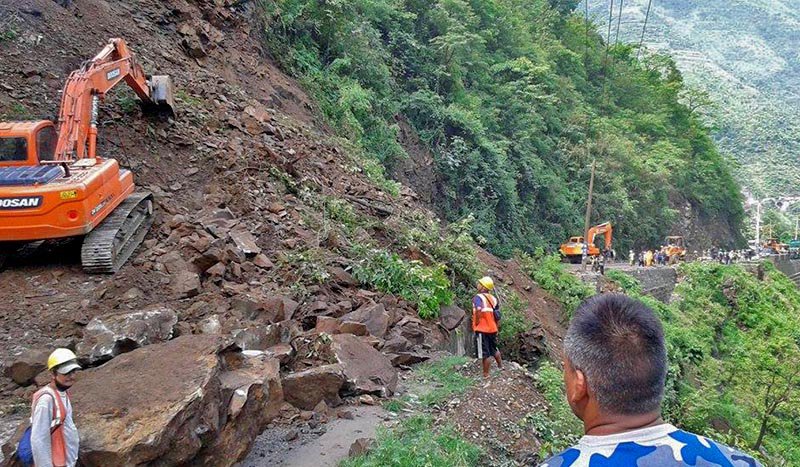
[589,0,800,198]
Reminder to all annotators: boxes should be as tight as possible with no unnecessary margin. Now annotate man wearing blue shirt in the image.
[542,294,761,467]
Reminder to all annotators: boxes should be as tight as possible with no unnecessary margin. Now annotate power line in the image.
[637,0,653,60]
[604,0,614,61]
[601,0,615,106]
[584,0,590,68]
[614,0,624,46]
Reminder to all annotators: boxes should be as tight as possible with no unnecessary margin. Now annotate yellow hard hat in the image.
[47,348,81,373]
[477,276,494,290]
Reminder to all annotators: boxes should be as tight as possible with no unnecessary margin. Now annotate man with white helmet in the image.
[30,348,81,467]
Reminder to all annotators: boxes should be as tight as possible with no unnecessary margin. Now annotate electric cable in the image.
[637,0,653,60]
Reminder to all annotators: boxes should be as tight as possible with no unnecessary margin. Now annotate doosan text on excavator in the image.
[0,38,174,272]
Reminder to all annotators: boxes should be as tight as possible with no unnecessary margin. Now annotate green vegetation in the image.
[257,0,744,255]
[382,399,405,414]
[116,94,140,115]
[518,249,593,315]
[412,356,476,407]
[341,415,482,467]
[395,213,482,287]
[174,89,204,108]
[528,361,582,457]
[0,12,19,43]
[1,102,30,120]
[351,245,453,319]
[607,264,800,464]
[605,268,641,294]
[496,291,532,358]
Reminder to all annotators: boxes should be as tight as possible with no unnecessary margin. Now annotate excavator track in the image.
[81,192,154,274]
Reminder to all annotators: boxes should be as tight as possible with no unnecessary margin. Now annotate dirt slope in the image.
[0,0,569,460]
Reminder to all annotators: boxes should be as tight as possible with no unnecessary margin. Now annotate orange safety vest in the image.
[31,384,69,467]
[472,293,498,333]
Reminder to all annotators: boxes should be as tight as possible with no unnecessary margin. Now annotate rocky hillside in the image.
[589,0,800,198]
[0,0,567,464]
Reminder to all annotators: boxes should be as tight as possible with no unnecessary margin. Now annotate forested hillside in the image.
[256,0,745,255]
[589,0,800,199]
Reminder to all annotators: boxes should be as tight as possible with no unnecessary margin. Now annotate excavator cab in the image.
[0,121,58,165]
[0,121,66,188]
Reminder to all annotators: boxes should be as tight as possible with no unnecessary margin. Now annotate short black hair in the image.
[564,294,667,415]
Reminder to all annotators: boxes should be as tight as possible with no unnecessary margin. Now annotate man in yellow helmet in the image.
[30,348,81,467]
[473,276,503,379]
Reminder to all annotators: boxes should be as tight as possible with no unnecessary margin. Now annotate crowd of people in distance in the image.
[627,249,676,267]
[696,248,756,264]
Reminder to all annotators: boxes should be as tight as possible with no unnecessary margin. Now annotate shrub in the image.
[605,269,642,294]
[351,246,453,319]
[497,291,532,359]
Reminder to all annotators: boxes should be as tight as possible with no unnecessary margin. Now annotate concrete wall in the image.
[591,266,678,303]
[769,257,800,286]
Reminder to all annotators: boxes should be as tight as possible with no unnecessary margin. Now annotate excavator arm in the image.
[54,38,174,161]
[587,222,613,251]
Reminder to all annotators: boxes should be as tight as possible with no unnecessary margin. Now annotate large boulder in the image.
[438,305,466,331]
[281,364,346,410]
[19,335,285,466]
[4,348,50,386]
[232,325,281,351]
[76,307,178,365]
[331,334,397,397]
[194,354,283,465]
[340,303,389,338]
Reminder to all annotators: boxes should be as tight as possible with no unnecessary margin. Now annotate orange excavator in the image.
[559,222,613,263]
[660,236,687,262]
[0,38,174,272]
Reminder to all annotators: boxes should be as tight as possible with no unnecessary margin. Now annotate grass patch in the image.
[341,415,482,467]
[413,356,476,407]
[382,399,405,414]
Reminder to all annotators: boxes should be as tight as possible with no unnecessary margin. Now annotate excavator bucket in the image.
[147,75,176,116]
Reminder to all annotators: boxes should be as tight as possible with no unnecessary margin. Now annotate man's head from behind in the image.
[563,294,667,423]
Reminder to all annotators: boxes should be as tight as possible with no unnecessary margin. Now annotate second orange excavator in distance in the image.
[0,38,174,272]
[559,222,613,263]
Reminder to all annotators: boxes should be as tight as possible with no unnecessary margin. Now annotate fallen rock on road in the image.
[3,335,283,467]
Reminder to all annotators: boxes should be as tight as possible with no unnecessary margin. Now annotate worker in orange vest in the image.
[31,349,80,467]
[473,276,503,379]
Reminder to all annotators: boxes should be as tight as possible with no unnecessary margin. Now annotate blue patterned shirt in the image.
[541,424,761,466]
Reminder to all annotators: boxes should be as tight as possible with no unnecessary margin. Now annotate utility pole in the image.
[584,158,596,240]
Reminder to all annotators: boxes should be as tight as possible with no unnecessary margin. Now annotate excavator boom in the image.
[54,38,174,161]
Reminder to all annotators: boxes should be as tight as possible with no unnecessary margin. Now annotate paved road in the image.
[237,405,387,467]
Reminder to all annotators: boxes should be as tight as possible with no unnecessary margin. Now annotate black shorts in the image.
[476,332,498,359]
